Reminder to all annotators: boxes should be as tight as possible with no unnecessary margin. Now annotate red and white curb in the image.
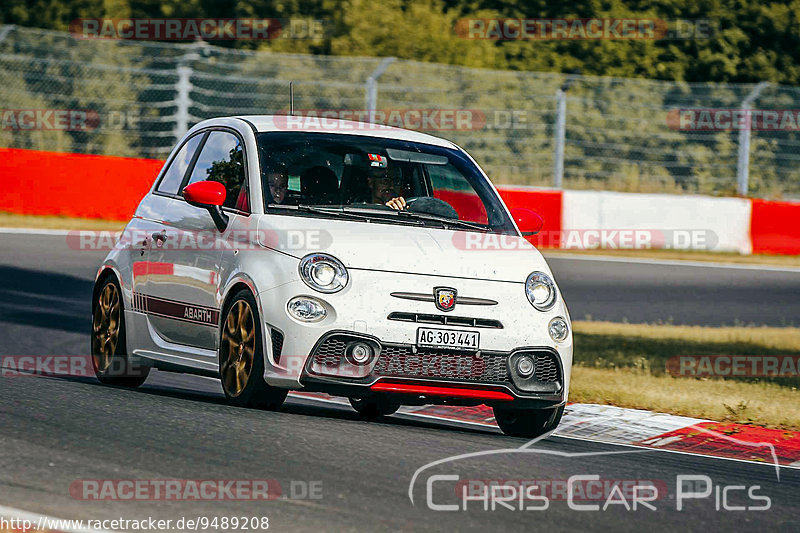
[290,392,800,468]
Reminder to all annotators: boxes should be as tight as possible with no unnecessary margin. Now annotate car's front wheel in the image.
[349,396,400,420]
[493,404,565,438]
[219,289,287,410]
[91,276,150,387]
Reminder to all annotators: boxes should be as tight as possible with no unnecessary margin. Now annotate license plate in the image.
[416,327,480,350]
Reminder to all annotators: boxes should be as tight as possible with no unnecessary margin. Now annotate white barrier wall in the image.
[561,191,753,254]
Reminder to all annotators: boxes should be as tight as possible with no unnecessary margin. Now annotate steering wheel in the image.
[405,197,459,219]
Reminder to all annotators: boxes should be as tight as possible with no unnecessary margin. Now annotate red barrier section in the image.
[497,187,563,248]
[751,199,800,255]
[0,148,163,220]
[0,149,566,241]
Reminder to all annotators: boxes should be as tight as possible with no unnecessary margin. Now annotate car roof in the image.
[232,115,459,149]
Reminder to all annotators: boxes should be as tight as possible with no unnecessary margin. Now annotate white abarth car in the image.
[91,116,572,437]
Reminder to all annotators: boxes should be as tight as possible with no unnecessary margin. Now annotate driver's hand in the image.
[385,197,407,210]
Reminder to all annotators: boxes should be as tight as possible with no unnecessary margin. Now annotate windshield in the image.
[256,132,514,233]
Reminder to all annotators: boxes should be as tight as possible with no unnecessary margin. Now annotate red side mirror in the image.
[183,181,226,208]
[510,207,544,236]
[183,181,229,232]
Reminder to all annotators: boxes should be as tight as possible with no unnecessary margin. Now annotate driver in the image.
[367,165,412,210]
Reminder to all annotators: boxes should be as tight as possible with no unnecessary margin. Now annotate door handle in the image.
[152,230,168,246]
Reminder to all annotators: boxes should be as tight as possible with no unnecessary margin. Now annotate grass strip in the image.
[570,321,800,429]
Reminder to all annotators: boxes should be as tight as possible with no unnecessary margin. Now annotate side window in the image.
[157,134,203,195]
[186,131,247,211]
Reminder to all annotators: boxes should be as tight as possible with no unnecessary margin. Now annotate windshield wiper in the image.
[267,204,372,222]
[267,203,483,230]
[394,211,490,232]
[298,205,378,221]
[268,204,427,225]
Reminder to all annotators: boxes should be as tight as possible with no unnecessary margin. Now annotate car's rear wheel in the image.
[219,289,287,410]
[349,396,400,420]
[493,404,565,438]
[91,276,150,387]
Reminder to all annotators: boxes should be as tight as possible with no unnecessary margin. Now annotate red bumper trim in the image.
[370,381,514,401]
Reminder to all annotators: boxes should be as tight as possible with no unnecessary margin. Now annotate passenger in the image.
[264,164,289,205]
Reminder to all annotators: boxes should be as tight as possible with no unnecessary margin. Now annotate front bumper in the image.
[257,269,573,406]
[297,330,566,408]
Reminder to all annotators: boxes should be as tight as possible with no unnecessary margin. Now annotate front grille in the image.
[533,352,560,383]
[373,347,509,382]
[387,312,503,329]
[310,336,346,366]
[308,335,562,387]
[513,350,561,384]
[271,328,285,363]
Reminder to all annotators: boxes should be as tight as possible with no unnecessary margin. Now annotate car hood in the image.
[255,214,552,283]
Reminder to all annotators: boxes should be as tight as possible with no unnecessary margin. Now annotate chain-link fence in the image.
[1,25,798,198]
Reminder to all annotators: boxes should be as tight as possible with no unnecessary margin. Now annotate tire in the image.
[493,404,565,438]
[349,396,400,420]
[219,289,287,410]
[91,276,150,387]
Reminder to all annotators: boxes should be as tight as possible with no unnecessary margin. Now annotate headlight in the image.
[525,271,556,310]
[299,253,348,293]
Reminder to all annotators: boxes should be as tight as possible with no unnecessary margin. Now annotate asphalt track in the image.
[0,232,798,531]
[543,254,800,327]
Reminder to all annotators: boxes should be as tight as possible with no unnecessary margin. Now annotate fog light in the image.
[549,317,569,342]
[287,297,327,322]
[346,342,373,365]
[516,355,535,378]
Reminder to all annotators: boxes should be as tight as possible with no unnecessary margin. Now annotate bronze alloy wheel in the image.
[220,300,256,397]
[218,289,287,410]
[91,277,149,387]
[92,282,121,373]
